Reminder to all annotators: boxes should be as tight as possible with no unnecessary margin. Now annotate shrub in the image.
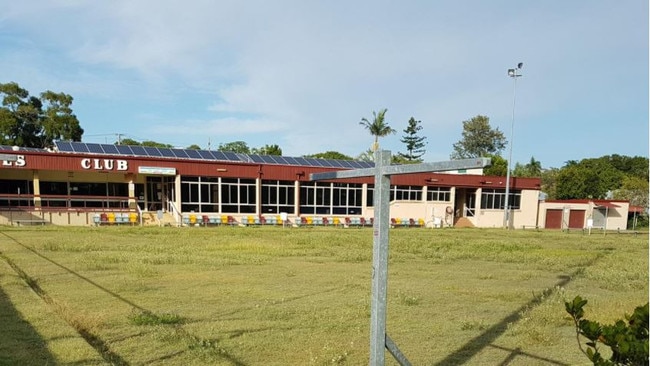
[565,296,649,365]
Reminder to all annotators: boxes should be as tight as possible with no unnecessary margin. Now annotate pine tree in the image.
[398,117,427,163]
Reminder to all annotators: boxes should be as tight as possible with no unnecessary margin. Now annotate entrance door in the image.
[146,176,174,211]
[568,210,585,229]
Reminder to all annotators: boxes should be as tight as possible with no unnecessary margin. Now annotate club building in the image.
[0,142,630,230]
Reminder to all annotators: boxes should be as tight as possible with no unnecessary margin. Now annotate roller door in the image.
[545,209,562,229]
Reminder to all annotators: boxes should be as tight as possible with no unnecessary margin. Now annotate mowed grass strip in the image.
[0,226,647,365]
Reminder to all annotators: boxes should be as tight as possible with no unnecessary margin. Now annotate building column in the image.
[175,174,181,213]
[126,173,136,209]
[33,170,41,209]
[294,181,301,216]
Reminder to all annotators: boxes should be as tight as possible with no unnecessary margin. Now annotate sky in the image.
[1,1,647,169]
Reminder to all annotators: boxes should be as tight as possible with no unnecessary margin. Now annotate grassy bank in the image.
[0,226,647,365]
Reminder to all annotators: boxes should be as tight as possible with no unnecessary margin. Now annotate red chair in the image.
[259,216,267,225]
[202,215,210,226]
[360,217,367,226]
[322,217,330,226]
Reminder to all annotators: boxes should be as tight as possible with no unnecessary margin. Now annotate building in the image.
[538,199,630,231]
[0,141,547,229]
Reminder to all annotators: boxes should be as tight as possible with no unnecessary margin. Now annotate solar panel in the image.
[283,156,299,165]
[70,142,89,153]
[249,154,266,163]
[87,143,104,154]
[221,151,239,161]
[211,151,229,161]
[185,149,202,159]
[56,141,73,152]
[116,145,134,155]
[130,146,146,155]
[142,146,162,157]
[101,144,119,154]
[293,157,309,166]
[168,149,186,159]
[159,148,175,158]
[196,150,213,160]
[329,160,347,168]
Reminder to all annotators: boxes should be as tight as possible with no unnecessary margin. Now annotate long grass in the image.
[0,226,647,365]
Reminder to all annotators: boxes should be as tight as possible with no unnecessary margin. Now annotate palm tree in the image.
[359,108,396,151]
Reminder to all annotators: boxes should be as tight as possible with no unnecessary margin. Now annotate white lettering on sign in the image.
[81,158,128,171]
[1,155,26,167]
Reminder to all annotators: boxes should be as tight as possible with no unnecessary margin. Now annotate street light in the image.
[503,62,523,229]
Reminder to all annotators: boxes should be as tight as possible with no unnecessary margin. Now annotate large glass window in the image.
[181,176,220,213]
[39,181,129,208]
[299,182,331,214]
[426,187,451,202]
[262,180,295,214]
[480,189,521,210]
[390,185,422,201]
[299,182,362,215]
[0,179,33,207]
[221,178,256,213]
[332,183,362,215]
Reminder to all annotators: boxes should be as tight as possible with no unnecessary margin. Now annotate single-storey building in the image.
[0,141,629,230]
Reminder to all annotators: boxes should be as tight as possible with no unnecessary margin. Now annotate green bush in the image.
[565,296,649,365]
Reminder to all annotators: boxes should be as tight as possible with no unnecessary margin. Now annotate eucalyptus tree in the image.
[0,82,83,147]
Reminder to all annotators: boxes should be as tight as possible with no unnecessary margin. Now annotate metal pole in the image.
[504,64,522,229]
[369,150,391,365]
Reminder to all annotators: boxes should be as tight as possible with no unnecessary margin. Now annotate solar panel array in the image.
[53,141,374,169]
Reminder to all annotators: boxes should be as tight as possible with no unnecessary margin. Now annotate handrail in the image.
[464,204,475,217]
[136,204,143,226]
[167,199,181,226]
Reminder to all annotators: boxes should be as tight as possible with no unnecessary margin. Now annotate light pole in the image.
[503,62,522,229]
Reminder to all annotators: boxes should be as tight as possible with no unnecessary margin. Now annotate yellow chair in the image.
[129,212,138,225]
[333,217,340,226]
[189,214,197,224]
[107,212,116,224]
[418,218,425,227]
[221,215,229,225]
[306,217,313,225]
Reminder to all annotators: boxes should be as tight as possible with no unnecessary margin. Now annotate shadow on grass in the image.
[1,231,251,366]
[0,285,58,365]
[433,254,603,366]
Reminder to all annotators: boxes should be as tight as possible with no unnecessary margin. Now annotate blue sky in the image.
[1,1,647,169]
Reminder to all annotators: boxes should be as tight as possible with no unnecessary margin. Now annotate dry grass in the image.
[0,226,647,365]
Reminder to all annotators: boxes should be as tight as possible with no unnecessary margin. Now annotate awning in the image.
[594,202,620,209]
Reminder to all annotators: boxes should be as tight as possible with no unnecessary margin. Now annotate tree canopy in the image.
[451,115,506,159]
[305,151,353,160]
[398,117,427,163]
[0,82,83,147]
[550,155,647,201]
[252,144,282,156]
[513,157,542,177]
[359,108,396,152]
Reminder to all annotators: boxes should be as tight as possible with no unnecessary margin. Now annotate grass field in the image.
[0,226,647,365]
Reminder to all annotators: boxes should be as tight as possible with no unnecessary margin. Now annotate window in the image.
[426,187,451,202]
[0,179,33,207]
[262,180,295,214]
[390,185,422,201]
[299,182,331,214]
[181,176,221,213]
[480,189,521,210]
[221,178,256,213]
